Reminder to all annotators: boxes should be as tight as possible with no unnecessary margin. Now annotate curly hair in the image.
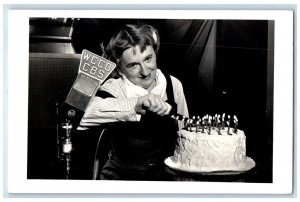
[102,24,160,78]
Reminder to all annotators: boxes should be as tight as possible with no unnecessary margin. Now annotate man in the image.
[79,24,189,180]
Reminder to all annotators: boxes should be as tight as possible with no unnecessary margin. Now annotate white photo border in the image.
[5,9,294,195]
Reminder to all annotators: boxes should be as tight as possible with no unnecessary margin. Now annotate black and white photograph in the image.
[6,9,294,195]
[28,17,273,182]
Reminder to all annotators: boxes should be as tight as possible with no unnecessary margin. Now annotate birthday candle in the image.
[197,116,201,128]
[208,116,212,135]
[185,118,189,130]
[226,121,231,135]
[233,115,238,133]
[184,116,190,128]
[190,119,194,131]
[198,117,201,124]
[228,115,231,132]
[214,114,218,127]
[196,120,200,132]
[222,113,225,129]
[202,120,205,133]
[192,116,196,129]
[188,119,193,131]
[217,117,221,135]
[204,115,208,129]
[183,119,186,128]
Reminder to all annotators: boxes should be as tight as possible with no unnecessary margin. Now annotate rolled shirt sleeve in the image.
[78,78,139,129]
[80,96,139,126]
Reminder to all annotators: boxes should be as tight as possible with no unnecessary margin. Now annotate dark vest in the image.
[96,75,178,165]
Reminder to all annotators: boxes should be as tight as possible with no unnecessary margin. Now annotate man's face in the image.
[119,45,157,90]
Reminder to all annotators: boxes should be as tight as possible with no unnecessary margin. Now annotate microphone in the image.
[59,49,116,130]
[57,49,116,178]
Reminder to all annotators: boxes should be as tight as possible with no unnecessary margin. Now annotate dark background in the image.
[28,18,273,182]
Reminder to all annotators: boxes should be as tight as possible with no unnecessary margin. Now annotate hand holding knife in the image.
[136,93,191,124]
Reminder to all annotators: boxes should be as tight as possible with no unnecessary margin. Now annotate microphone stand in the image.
[56,103,73,179]
[56,49,116,179]
[61,120,73,179]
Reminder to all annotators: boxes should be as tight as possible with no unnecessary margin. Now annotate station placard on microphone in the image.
[60,49,116,127]
[79,49,116,83]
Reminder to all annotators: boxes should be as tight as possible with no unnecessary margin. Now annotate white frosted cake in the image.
[171,127,254,172]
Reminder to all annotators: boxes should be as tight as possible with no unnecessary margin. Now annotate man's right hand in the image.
[135,93,171,116]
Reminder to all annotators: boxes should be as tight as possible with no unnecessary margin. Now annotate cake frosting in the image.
[172,127,251,172]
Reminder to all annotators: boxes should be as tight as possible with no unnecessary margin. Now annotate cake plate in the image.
[164,156,256,175]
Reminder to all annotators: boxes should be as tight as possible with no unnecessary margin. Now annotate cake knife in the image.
[169,113,192,124]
